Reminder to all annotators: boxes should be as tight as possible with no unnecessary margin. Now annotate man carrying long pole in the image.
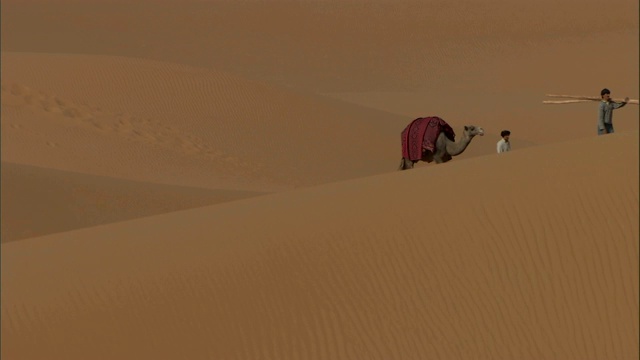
[597,88,630,135]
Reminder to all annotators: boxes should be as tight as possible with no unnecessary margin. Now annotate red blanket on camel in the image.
[401,116,456,161]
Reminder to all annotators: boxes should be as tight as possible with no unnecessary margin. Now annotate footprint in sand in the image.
[54,97,68,107]
[9,83,28,96]
[62,107,83,118]
[113,123,132,133]
[91,122,109,131]
[23,94,39,106]
[42,102,63,114]
[207,149,225,158]
[132,130,157,141]
[117,117,134,127]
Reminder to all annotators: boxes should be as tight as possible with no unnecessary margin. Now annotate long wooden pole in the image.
[543,100,593,104]
[544,94,639,105]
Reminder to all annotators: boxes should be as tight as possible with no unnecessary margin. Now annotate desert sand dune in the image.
[2,0,639,358]
[2,0,637,92]
[2,0,636,133]
[2,0,638,178]
[1,162,264,242]
[2,132,638,359]
[1,53,414,190]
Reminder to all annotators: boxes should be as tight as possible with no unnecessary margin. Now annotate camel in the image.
[399,125,485,170]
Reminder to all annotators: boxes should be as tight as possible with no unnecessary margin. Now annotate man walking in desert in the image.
[598,88,629,135]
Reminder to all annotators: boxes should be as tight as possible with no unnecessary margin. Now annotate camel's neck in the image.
[446,133,473,156]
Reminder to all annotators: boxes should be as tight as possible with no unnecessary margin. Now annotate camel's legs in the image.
[421,152,434,163]
[398,158,415,170]
[441,153,452,163]
[433,149,450,164]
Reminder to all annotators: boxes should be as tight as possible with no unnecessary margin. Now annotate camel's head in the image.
[464,125,485,137]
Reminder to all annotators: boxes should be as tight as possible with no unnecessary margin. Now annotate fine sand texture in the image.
[2,133,638,359]
[2,0,638,358]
